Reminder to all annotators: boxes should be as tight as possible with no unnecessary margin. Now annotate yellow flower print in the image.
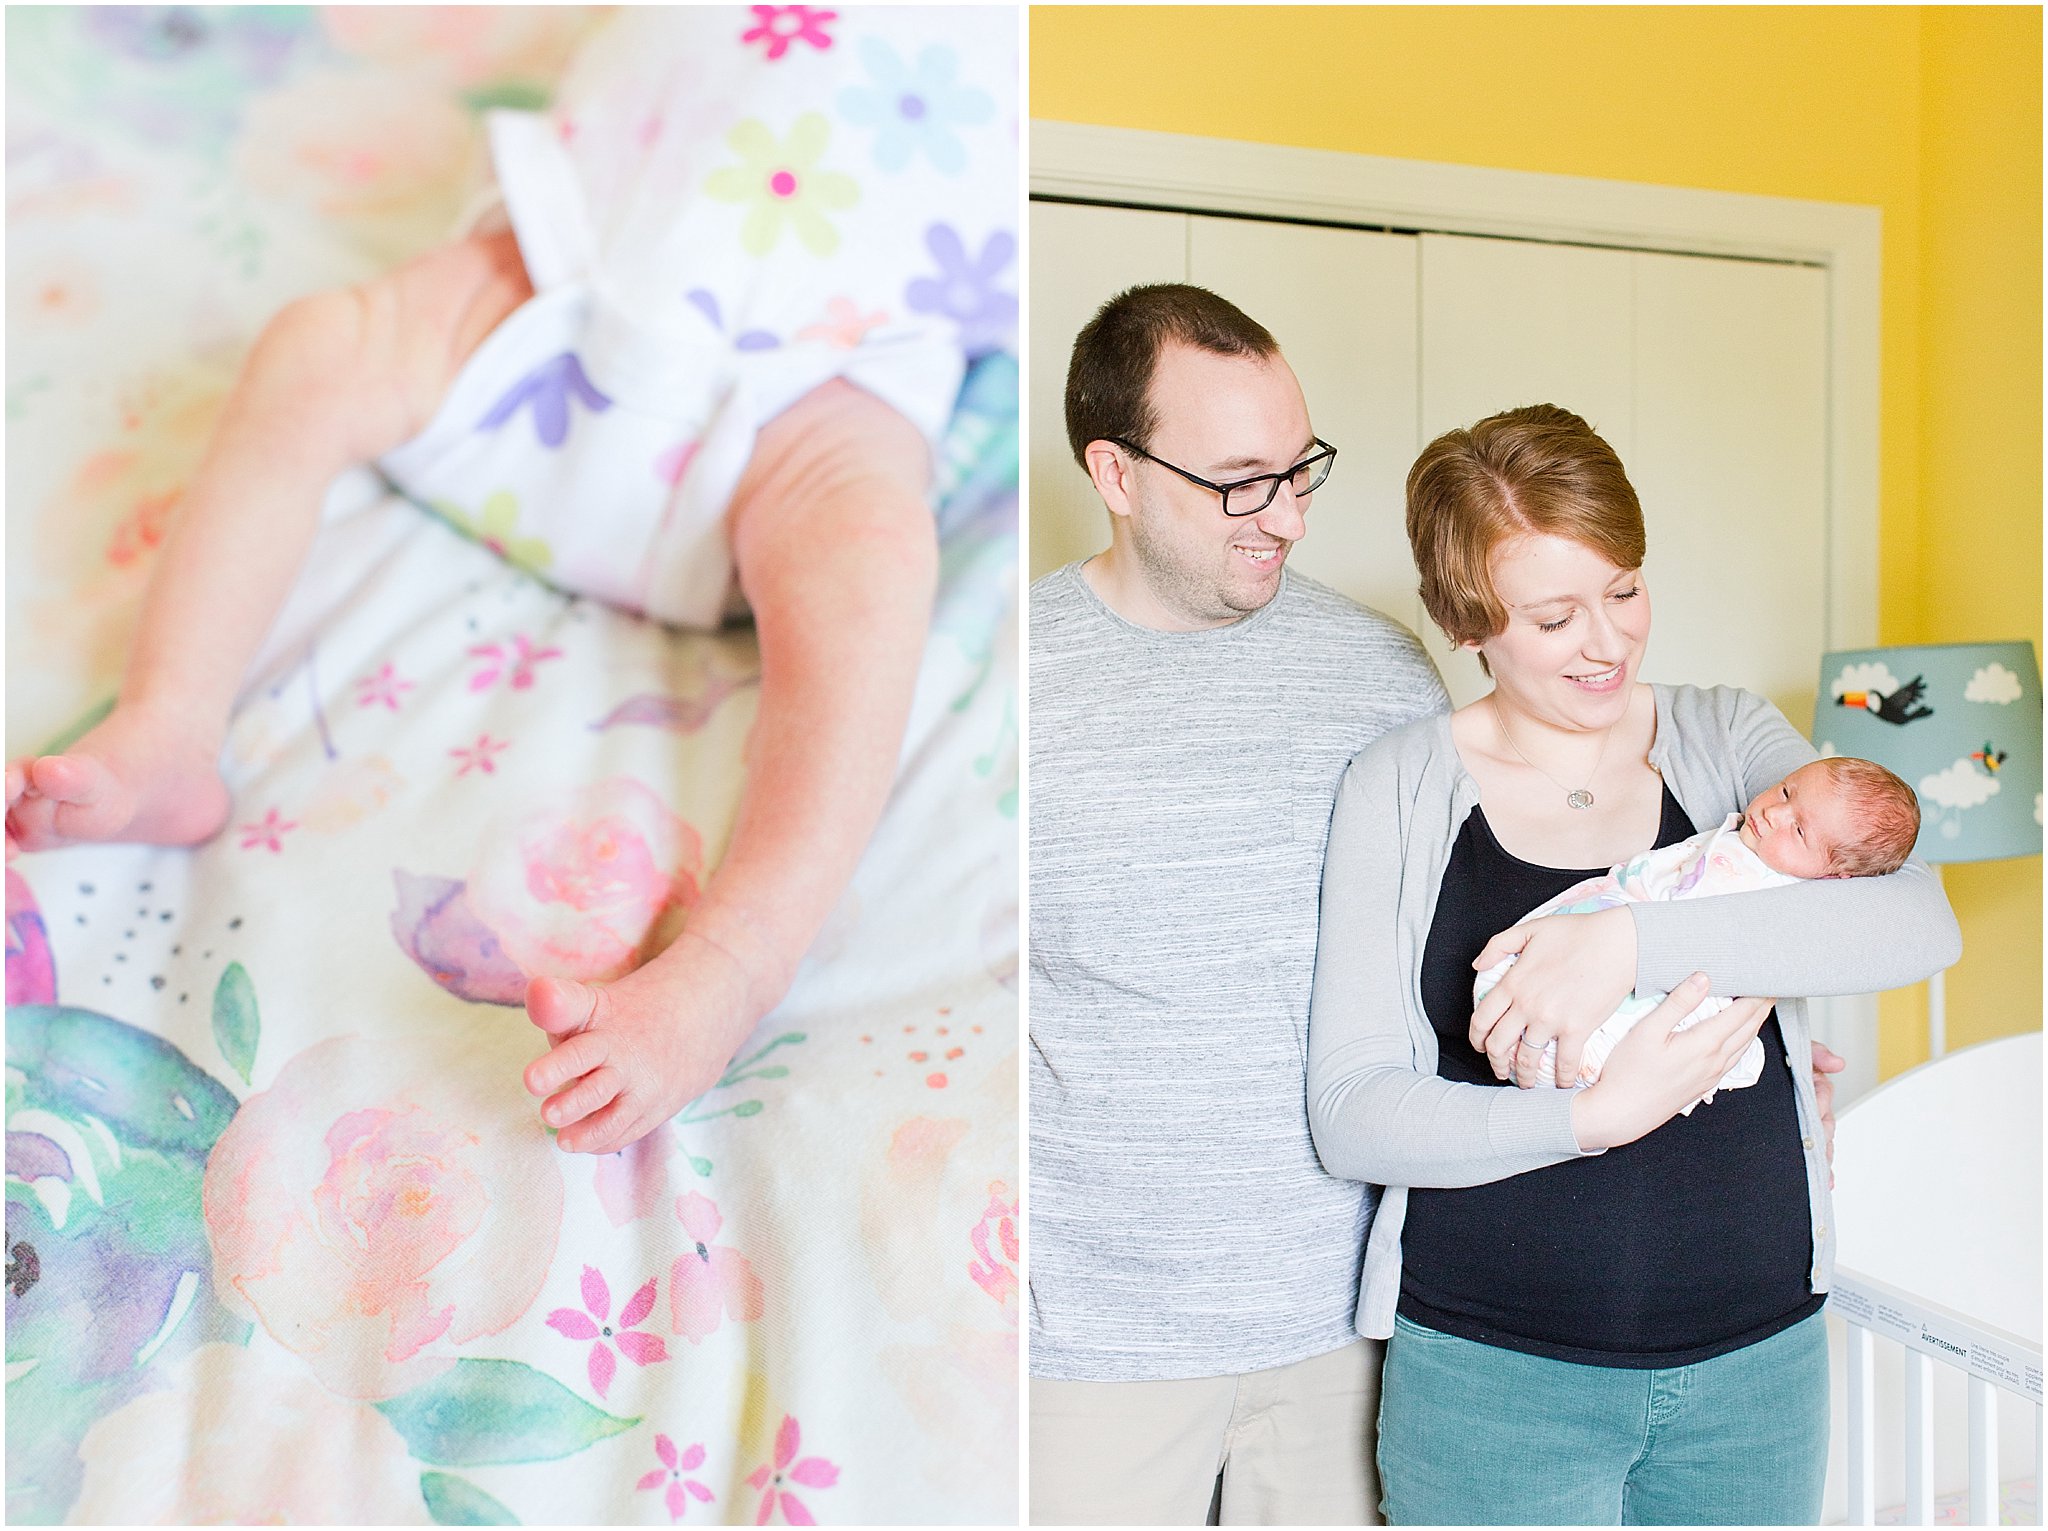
[704,114,860,258]
[433,490,554,574]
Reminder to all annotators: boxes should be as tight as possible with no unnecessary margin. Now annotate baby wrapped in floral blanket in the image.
[1480,756,1920,1108]
[6,5,1016,1156]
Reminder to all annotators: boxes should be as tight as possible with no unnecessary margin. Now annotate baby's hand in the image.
[522,932,762,1155]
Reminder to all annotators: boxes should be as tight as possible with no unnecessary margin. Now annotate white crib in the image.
[1826,1031,2043,1525]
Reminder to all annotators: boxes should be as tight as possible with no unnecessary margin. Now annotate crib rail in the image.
[1832,1267,2044,1525]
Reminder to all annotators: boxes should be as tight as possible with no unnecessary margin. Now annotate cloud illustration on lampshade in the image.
[1814,641,2042,865]
[1964,662,2024,705]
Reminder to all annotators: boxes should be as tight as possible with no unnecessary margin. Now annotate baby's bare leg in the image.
[525,380,938,1152]
[6,232,531,855]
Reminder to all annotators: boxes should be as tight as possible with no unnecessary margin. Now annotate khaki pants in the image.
[1029,1338,1384,1526]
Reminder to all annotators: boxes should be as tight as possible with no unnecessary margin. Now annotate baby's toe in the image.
[6,796,66,853]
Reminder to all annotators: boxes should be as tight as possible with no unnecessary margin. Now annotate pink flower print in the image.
[638,1434,716,1521]
[741,5,834,61]
[796,296,888,348]
[449,735,508,778]
[238,808,297,854]
[654,439,701,488]
[468,633,563,692]
[745,1416,839,1525]
[670,1193,766,1343]
[594,1121,674,1227]
[967,1180,1019,1314]
[546,1265,668,1399]
[354,662,414,712]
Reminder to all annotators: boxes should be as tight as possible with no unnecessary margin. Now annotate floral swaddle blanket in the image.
[6,8,1019,1523]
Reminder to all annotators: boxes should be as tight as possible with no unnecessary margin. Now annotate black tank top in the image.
[1397,785,1824,1367]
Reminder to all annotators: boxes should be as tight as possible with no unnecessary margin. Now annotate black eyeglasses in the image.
[1109,437,1337,517]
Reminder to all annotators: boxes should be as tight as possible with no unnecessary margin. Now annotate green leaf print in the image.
[211,962,259,1086]
[421,1471,521,1525]
[375,1359,640,1466]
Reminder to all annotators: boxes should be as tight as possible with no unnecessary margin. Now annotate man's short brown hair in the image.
[1816,756,1922,877]
[1064,284,1279,469]
[1406,404,1646,648]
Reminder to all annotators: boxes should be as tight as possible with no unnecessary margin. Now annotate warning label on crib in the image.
[1830,1282,2044,1403]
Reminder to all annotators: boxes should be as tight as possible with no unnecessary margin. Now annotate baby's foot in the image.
[6,703,230,854]
[522,936,760,1155]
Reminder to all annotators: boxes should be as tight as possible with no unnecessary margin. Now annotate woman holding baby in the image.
[1306,405,1960,1525]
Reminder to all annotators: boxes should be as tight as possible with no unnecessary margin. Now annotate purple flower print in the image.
[741,5,835,62]
[546,1265,668,1400]
[685,289,780,353]
[84,7,300,80]
[638,1434,716,1521]
[746,1416,839,1525]
[468,634,563,692]
[477,352,611,449]
[238,808,296,854]
[353,662,414,712]
[905,224,1016,359]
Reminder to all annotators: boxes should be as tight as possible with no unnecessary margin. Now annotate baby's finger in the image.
[544,1065,623,1133]
[1471,921,1535,975]
[559,1097,639,1156]
[525,1029,609,1098]
[5,761,28,809]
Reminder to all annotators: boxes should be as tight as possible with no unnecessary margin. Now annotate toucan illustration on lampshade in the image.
[1834,674,1934,726]
[1815,642,2040,864]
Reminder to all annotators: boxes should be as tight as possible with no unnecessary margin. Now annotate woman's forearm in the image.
[1308,1047,1587,1186]
[1306,752,1593,1188]
[1636,687,1962,999]
[1633,857,1960,998]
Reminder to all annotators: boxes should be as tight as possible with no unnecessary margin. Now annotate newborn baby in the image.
[1479,756,1920,1109]
[5,5,1015,1155]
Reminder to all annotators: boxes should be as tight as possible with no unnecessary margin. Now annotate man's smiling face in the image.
[1119,343,1316,629]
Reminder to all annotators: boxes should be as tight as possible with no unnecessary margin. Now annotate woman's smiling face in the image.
[1470,532,1651,729]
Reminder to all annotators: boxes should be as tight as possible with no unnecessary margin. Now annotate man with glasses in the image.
[1027,284,1448,1525]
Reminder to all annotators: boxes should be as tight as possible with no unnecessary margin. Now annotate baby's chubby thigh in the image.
[725,378,936,565]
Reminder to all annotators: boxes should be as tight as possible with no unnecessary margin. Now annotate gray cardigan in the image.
[1306,682,1963,1342]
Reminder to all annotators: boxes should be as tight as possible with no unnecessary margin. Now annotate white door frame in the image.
[1030,120,1882,654]
[1031,121,1887,1101]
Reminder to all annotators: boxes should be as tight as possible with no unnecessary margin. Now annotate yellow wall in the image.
[1032,5,2042,1075]
[1914,9,2044,1073]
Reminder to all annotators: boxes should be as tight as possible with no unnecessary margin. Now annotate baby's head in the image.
[1737,757,1920,880]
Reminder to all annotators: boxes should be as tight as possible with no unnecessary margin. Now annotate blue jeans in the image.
[1377,1312,1829,1526]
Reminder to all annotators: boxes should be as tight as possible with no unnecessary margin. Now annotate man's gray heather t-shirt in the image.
[1029,561,1448,1382]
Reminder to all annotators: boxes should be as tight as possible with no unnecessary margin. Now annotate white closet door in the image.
[1418,234,1638,697]
[1418,233,1828,716]
[1420,234,1638,450]
[1188,217,1422,632]
[1028,201,1188,579]
[1632,249,1828,728]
